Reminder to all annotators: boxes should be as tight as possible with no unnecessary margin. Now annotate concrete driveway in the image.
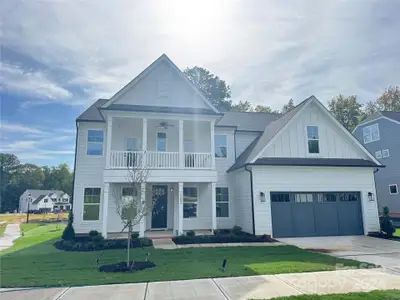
[278,236,400,273]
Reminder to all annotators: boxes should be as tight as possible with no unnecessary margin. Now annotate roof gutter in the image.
[245,165,256,235]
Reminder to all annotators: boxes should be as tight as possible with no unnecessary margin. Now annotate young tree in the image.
[328,95,362,131]
[112,155,156,268]
[184,66,232,111]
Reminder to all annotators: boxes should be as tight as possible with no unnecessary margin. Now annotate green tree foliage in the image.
[365,85,400,114]
[231,101,253,112]
[328,95,362,131]
[281,99,295,113]
[184,66,232,111]
[0,153,73,212]
[62,211,76,240]
[254,105,275,113]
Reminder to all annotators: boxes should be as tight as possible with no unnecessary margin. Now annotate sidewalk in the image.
[0,223,20,251]
[0,268,398,300]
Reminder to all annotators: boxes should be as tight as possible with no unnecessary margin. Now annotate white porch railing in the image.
[109,151,212,169]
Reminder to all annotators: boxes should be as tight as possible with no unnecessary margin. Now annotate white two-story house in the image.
[73,54,382,238]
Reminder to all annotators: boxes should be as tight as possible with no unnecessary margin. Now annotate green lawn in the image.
[0,224,371,288]
[0,223,7,237]
[269,290,400,299]
[20,222,42,234]
[394,228,400,237]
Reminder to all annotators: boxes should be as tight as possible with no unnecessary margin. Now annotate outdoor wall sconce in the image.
[170,187,174,193]
[368,192,375,201]
[260,192,266,203]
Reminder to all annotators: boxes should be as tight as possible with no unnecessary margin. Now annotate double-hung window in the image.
[389,184,398,195]
[87,130,104,155]
[216,187,229,217]
[83,188,101,221]
[183,187,198,218]
[157,132,167,152]
[215,135,227,158]
[363,123,380,144]
[307,126,319,154]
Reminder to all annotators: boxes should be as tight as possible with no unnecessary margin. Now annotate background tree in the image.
[184,66,232,111]
[231,101,253,112]
[281,99,295,113]
[328,95,362,131]
[0,154,20,212]
[42,164,73,196]
[254,104,275,113]
[365,85,400,114]
[112,157,156,268]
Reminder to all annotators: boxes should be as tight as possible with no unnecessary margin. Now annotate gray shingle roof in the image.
[76,98,108,122]
[358,111,400,125]
[252,157,381,168]
[216,111,280,131]
[26,189,65,198]
[32,195,46,204]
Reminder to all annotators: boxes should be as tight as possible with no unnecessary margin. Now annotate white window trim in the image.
[305,125,320,155]
[389,184,398,195]
[363,123,380,144]
[124,136,141,151]
[375,150,382,159]
[86,129,105,157]
[215,134,228,159]
[156,131,167,152]
[216,187,229,218]
[82,186,102,222]
[382,149,390,158]
[183,186,198,218]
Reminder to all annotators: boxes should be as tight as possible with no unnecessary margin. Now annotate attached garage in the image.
[270,192,364,238]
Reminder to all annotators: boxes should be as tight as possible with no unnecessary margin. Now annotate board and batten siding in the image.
[233,169,253,234]
[73,122,106,234]
[251,166,380,237]
[261,102,370,160]
[235,131,260,158]
[113,60,209,110]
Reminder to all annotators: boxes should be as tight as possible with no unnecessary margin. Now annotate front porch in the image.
[103,182,217,238]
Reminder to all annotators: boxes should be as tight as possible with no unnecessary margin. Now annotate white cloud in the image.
[1,122,46,135]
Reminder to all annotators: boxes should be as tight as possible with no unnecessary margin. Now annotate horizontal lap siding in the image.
[73,123,106,234]
[251,166,380,236]
[234,169,253,234]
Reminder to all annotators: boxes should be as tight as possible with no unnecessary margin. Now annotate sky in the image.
[1,0,399,168]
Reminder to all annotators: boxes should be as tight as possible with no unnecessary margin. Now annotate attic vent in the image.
[157,78,169,97]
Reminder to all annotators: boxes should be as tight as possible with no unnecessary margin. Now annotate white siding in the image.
[261,102,370,160]
[234,169,253,234]
[113,61,209,110]
[73,122,106,234]
[215,128,235,186]
[251,166,380,236]
[235,131,260,158]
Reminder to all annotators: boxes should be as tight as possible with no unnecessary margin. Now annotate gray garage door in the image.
[271,192,364,238]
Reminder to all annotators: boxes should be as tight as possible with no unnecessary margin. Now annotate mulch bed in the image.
[368,232,400,242]
[173,233,277,245]
[98,261,156,273]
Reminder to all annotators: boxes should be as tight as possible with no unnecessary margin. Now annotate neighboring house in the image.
[353,111,400,217]
[73,54,382,239]
[19,190,71,213]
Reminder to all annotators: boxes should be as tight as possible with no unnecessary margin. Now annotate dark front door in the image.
[152,185,168,229]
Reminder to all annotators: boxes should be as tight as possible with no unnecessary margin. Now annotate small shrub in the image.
[131,232,140,240]
[86,241,95,250]
[138,237,153,247]
[62,211,75,240]
[380,206,396,237]
[62,240,74,250]
[91,234,104,243]
[231,226,243,235]
[186,230,196,237]
[72,242,82,251]
[89,230,100,237]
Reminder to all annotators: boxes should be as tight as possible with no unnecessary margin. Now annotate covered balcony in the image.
[106,117,215,170]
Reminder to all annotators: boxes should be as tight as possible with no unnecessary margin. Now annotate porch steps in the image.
[152,238,177,249]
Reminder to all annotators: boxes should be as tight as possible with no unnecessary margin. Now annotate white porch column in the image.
[102,182,110,238]
[178,182,184,235]
[139,182,146,237]
[179,120,184,168]
[105,116,113,169]
[211,182,217,232]
[142,118,148,167]
[210,120,215,169]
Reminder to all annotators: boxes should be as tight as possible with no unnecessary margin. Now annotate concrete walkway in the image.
[0,223,20,251]
[1,268,398,300]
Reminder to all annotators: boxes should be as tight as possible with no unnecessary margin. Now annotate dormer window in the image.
[363,123,379,144]
[307,126,319,154]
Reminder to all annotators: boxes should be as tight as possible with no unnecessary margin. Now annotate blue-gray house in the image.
[353,111,400,217]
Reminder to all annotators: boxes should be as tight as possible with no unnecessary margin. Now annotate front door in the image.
[152,185,168,229]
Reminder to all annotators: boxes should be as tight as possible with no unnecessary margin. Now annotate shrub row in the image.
[55,236,153,251]
[173,233,276,244]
